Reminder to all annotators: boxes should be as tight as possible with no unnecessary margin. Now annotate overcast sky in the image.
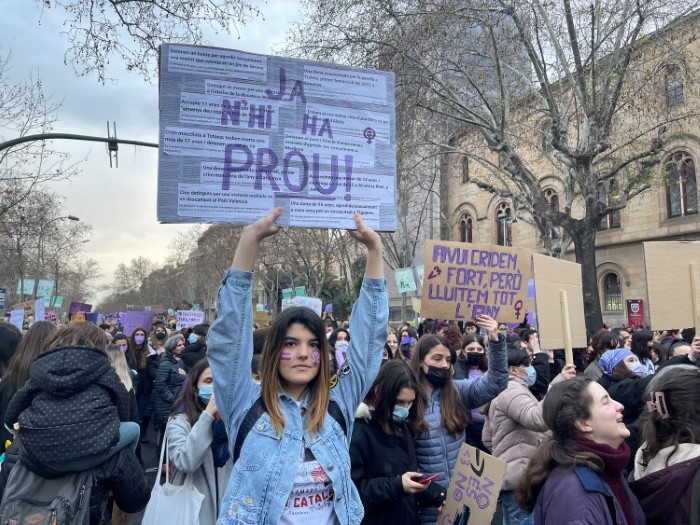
[2,0,302,302]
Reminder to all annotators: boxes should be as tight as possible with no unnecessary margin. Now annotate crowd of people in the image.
[0,209,697,525]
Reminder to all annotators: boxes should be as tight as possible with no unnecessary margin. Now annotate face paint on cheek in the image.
[280,351,293,361]
[311,350,321,367]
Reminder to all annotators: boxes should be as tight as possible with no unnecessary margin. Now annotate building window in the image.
[461,156,469,183]
[598,183,621,230]
[459,214,473,243]
[495,203,512,246]
[665,151,698,218]
[603,273,623,312]
[543,188,560,238]
[666,66,685,107]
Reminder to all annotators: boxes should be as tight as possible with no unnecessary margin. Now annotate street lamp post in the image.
[32,215,80,302]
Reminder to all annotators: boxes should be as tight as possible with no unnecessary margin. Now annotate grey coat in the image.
[166,412,233,525]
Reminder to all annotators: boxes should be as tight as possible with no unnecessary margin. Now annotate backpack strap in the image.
[232,397,346,463]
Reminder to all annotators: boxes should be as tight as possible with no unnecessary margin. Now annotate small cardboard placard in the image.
[644,241,700,330]
[532,253,587,349]
[421,240,531,323]
[438,443,506,525]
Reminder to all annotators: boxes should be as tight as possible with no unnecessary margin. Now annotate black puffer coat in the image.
[4,346,131,464]
[152,353,186,428]
[0,437,150,524]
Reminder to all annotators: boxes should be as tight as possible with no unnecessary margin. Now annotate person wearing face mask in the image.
[410,315,509,525]
[597,348,655,471]
[166,358,232,525]
[150,323,169,355]
[181,323,210,372]
[153,335,188,444]
[130,327,159,443]
[328,327,351,372]
[350,361,446,525]
[398,326,418,361]
[454,334,489,451]
[483,347,576,524]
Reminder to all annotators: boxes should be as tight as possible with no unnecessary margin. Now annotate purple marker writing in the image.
[280,351,293,361]
[310,350,321,367]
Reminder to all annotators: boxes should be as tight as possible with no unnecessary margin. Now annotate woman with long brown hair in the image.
[410,315,508,525]
[207,208,388,525]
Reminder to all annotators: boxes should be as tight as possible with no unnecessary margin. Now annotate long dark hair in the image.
[4,321,56,395]
[260,307,331,436]
[516,377,604,511]
[460,334,488,372]
[364,360,425,436]
[631,330,653,363]
[129,327,150,369]
[640,365,700,468]
[171,358,210,426]
[410,334,468,436]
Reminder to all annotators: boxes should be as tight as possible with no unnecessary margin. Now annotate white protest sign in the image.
[281,296,323,317]
[34,299,46,322]
[394,267,417,293]
[176,310,205,330]
[9,310,24,331]
[158,44,397,232]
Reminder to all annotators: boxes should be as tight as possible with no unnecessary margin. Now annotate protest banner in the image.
[121,311,156,336]
[176,310,205,330]
[281,296,323,316]
[68,302,92,314]
[9,310,24,331]
[157,44,397,231]
[532,254,587,353]
[53,296,64,308]
[394,267,417,294]
[626,299,645,330]
[46,310,58,326]
[437,443,506,525]
[282,288,294,299]
[34,299,45,322]
[421,240,531,323]
[294,286,307,297]
[16,279,34,296]
[36,280,54,299]
[644,241,700,330]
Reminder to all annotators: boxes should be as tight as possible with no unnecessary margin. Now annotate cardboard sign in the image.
[9,310,24,331]
[421,241,531,322]
[11,300,35,318]
[121,311,157,336]
[411,297,421,314]
[644,241,700,330]
[176,310,205,330]
[532,254,587,349]
[157,44,397,231]
[438,443,506,525]
[394,267,417,293]
[281,296,323,316]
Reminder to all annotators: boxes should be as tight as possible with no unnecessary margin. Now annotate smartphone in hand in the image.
[418,473,439,484]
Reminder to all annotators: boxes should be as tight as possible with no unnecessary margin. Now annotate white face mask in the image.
[626,360,649,378]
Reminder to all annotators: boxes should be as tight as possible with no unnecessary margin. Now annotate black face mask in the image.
[466,353,484,367]
[155,332,166,341]
[425,366,450,387]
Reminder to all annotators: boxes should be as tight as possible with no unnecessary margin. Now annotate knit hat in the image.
[599,348,632,376]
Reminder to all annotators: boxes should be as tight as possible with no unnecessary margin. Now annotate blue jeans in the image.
[501,490,533,525]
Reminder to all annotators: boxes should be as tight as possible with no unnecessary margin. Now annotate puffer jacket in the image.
[153,353,186,427]
[414,334,508,525]
[482,375,549,490]
[4,345,131,464]
[0,435,150,524]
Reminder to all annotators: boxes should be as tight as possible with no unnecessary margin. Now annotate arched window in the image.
[459,214,473,243]
[603,273,623,312]
[666,66,685,107]
[461,156,470,183]
[495,202,512,246]
[543,188,560,238]
[665,151,698,218]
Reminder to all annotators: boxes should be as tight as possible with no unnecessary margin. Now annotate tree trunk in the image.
[572,223,604,335]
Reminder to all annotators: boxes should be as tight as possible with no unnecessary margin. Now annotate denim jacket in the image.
[208,269,388,525]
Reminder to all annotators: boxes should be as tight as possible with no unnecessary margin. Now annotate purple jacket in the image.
[534,467,646,525]
[629,455,700,525]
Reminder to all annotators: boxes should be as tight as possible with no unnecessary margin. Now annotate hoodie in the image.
[4,345,131,464]
[629,443,700,525]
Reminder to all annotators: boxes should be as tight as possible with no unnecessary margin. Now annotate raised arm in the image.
[208,208,282,435]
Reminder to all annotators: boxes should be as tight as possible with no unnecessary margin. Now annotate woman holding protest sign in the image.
[410,315,508,525]
[207,208,388,525]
